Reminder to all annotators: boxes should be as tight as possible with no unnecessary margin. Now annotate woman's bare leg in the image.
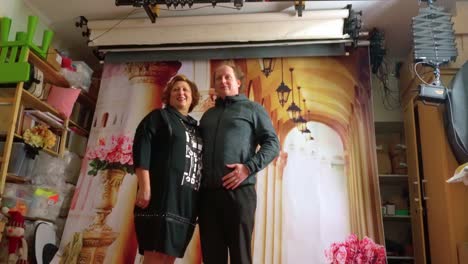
[143,251,176,264]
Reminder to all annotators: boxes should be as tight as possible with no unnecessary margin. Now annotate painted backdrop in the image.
[53,48,382,264]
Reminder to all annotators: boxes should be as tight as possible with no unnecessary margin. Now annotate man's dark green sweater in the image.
[199,94,280,189]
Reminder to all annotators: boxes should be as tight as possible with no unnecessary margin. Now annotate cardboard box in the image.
[46,47,62,71]
[377,151,392,175]
[40,83,52,101]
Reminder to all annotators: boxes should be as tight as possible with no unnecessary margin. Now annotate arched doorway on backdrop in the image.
[281,121,349,263]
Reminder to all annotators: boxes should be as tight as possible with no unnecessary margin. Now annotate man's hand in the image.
[222,163,250,190]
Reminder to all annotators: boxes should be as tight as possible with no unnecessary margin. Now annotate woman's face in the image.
[169,81,193,114]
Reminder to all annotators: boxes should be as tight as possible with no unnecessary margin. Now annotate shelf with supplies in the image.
[22,89,61,117]
[76,89,97,109]
[0,132,61,159]
[374,121,413,262]
[379,174,409,184]
[24,215,58,224]
[383,215,411,221]
[0,47,96,196]
[387,256,414,260]
[15,133,62,158]
[28,51,69,88]
[6,174,31,184]
[379,174,408,178]
[68,119,90,137]
[29,49,97,108]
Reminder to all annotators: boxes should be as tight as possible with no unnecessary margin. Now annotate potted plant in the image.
[79,134,134,264]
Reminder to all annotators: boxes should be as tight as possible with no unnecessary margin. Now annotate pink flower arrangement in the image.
[86,135,134,176]
[325,234,386,264]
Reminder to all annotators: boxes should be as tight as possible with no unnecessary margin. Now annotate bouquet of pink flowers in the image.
[325,234,386,264]
[86,135,134,176]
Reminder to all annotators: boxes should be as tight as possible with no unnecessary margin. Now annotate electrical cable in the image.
[86,4,241,43]
[374,58,400,111]
[89,8,140,43]
[159,4,239,11]
[413,61,431,85]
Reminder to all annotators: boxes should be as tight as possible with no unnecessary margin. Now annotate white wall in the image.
[0,0,66,52]
[1,0,47,42]
[371,64,403,122]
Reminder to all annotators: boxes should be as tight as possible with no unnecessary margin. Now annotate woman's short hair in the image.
[162,74,200,112]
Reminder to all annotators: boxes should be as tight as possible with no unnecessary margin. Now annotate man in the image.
[199,64,280,264]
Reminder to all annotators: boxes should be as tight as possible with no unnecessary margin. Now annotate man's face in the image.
[214,65,241,99]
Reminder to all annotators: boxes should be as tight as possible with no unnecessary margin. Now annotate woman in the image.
[132,74,202,263]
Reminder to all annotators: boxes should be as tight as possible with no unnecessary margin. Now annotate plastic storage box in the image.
[28,186,63,221]
[1,183,33,216]
[0,142,26,175]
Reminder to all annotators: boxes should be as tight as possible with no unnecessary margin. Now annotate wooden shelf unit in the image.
[379,174,408,178]
[68,119,90,137]
[6,174,31,184]
[375,121,414,262]
[28,51,69,87]
[387,256,414,260]
[0,48,95,195]
[383,215,412,221]
[22,89,61,116]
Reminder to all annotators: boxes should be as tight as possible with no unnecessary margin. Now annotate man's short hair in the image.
[214,63,245,91]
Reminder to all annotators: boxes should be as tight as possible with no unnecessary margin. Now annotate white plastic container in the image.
[386,204,396,215]
[72,61,93,91]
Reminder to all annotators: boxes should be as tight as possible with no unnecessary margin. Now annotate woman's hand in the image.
[135,168,151,208]
[136,186,150,209]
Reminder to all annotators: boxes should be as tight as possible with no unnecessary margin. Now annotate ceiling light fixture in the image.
[295,86,307,131]
[286,67,301,122]
[276,58,291,108]
[259,58,276,78]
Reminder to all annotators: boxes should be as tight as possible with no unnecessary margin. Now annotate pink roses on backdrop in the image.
[325,234,386,264]
[86,135,134,176]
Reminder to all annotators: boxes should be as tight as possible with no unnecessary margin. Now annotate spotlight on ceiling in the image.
[343,4,362,48]
[115,0,245,23]
[233,0,244,10]
[115,0,159,23]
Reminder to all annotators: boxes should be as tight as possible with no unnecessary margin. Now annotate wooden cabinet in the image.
[397,3,468,262]
[401,65,468,264]
[403,99,427,264]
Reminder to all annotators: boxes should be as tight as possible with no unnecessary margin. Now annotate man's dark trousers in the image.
[199,185,257,264]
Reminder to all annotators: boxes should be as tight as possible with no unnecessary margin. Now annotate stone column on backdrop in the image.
[273,161,283,264]
[124,61,181,129]
[75,62,182,264]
